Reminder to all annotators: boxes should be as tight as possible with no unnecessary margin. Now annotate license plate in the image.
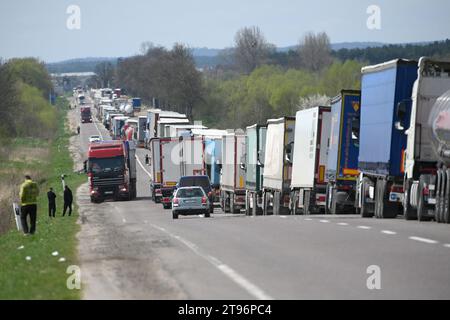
[389,193,403,202]
[427,198,437,205]
[105,191,113,195]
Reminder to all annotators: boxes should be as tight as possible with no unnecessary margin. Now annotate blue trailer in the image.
[356,59,418,218]
[326,90,361,214]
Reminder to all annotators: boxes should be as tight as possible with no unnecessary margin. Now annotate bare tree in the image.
[94,62,115,88]
[234,26,275,74]
[298,32,333,72]
[298,94,330,111]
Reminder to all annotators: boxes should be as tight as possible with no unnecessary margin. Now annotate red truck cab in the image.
[81,106,92,123]
[87,141,137,202]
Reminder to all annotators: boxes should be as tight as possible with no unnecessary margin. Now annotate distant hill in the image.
[47,41,448,73]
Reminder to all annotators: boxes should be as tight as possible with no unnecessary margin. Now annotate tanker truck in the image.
[403,58,450,223]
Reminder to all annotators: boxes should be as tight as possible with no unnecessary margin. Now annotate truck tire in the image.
[304,190,311,216]
[231,194,240,214]
[245,193,251,216]
[361,178,374,218]
[253,193,262,216]
[325,184,331,215]
[436,170,443,223]
[445,170,450,224]
[375,180,398,219]
[224,192,231,213]
[417,175,432,222]
[330,188,338,215]
[290,191,298,215]
[172,212,178,220]
[263,192,271,216]
[273,192,280,216]
[403,179,417,221]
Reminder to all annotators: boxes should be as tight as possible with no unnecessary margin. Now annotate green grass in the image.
[0,97,85,300]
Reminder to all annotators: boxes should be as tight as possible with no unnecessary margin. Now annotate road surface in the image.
[73,101,450,300]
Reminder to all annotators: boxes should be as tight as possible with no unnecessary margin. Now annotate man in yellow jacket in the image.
[20,175,40,235]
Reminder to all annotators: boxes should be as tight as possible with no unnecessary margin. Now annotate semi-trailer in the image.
[290,106,331,215]
[262,117,296,215]
[325,91,361,214]
[243,124,267,216]
[355,59,419,219]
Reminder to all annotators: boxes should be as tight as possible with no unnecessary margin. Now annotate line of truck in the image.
[82,56,450,225]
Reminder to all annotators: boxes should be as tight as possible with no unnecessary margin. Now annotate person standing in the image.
[145,154,149,165]
[19,175,39,235]
[47,187,56,218]
[63,185,73,217]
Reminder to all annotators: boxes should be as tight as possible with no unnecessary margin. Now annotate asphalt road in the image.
[74,99,450,300]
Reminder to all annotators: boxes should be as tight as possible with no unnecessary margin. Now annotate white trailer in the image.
[166,124,208,138]
[262,117,296,215]
[290,106,332,215]
[157,118,190,137]
[179,136,207,177]
[220,132,247,213]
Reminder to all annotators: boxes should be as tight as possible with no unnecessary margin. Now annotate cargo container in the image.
[356,59,418,218]
[157,118,190,138]
[325,91,361,214]
[244,124,267,216]
[220,132,246,213]
[262,117,296,215]
[290,107,331,215]
[137,116,147,147]
[402,58,450,223]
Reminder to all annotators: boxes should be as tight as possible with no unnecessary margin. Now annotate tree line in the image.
[0,58,56,140]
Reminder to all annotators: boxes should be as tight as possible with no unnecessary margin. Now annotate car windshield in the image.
[179,177,211,192]
[89,156,124,174]
[176,188,204,198]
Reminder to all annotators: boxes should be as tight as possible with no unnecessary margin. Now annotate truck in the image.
[80,106,92,123]
[123,119,138,142]
[402,58,450,223]
[149,137,182,208]
[145,110,187,147]
[157,118,190,138]
[220,131,247,213]
[290,107,331,215]
[87,140,137,202]
[325,91,361,214]
[356,59,419,219]
[111,116,129,140]
[132,98,142,112]
[262,117,296,215]
[244,124,267,216]
[137,116,147,147]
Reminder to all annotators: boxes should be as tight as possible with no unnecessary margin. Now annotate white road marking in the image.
[409,236,439,244]
[337,222,349,226]
[357,226,372,230]
[136,156,152,179]
[92,117,104,140]
[280,216,287,219]
[122,218,127,223]
[319,220,330,223]
[150,224,273,300]
[305,218,313,221]
[444,244,450,248]
[381,230,397,235]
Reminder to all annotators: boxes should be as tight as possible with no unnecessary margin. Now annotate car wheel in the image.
[205,211,211,218]
[172,212,178,220]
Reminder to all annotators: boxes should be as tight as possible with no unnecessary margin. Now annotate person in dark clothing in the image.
[77,126,80,135]
[145,154,149,165]
[63,185,73,217]
[19,175,39,235]
[47,187,56,218]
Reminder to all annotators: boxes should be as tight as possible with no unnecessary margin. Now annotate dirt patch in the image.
[7,147,49,163]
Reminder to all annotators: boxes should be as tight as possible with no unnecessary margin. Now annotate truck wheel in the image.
[436,170,443,223]
[330,188,338,215]
[245,193,251,216]
[205,211,211,218]
[253,193,261,216]
[304,190,311,216]
[263,192,271,215]
[417,175,432,222]
[361,178,374,218]
[403,179,417,221]
[274,192,281,215]
[172,212,178,220]
[444,170,450,224]
[325,184,331,215]
[224,193,231,213]
[231,194,240,214]
[376,180,398,219]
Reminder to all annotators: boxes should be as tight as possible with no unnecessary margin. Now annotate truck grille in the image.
[92,176,124,187]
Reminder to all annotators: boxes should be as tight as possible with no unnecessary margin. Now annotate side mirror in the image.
[351,116,360,142]
[240,163,246,171]
[285,143,293,163]
[83,161,88,174]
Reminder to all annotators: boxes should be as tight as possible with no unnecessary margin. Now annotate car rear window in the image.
[179,177,211,192]
[176,188,204,198]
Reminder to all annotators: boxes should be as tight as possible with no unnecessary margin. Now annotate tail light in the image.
[202,197,207,204]
[423,186,430,196]
[173,198,179,204]
[207,191,212,198]
[390,185,403,193]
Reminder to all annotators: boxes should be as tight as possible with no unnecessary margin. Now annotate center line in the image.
[320,220,330,223]
[337,222,349,226]
[381,230,397,235]
[357,226,372,230]
[444,244,450,248]
[409,236,438,244]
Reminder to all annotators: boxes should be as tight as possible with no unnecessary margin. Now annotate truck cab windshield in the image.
[89,156,125,174]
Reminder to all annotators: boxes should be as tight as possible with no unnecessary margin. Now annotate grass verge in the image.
[0,97,85,299]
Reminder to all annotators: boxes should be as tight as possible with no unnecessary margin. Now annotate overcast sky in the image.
[1,0,449,62]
